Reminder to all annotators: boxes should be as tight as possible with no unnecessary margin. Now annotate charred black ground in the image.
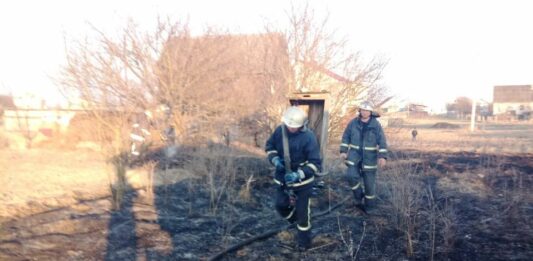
[1,149,531,260]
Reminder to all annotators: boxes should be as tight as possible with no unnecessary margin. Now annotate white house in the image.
[492,85,533,118]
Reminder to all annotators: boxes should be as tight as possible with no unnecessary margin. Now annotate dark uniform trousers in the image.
[266,125,321,249]
[275,185,312,248]
[346,162,377,209]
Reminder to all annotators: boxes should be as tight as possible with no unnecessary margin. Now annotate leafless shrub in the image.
[381,161,423,256]
[109,154,128,210]
[184,146,238,215]
[481,154,529,225]
[499,169,529,225]
[238,174,256,203]
[437,198,456,256]
[337,214,366,260]
[424,184,457,260]
[143,161,157,202]
[381,156,457,258]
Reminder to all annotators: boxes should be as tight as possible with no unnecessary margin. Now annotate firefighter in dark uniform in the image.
[340,101,388,213]
[265,106,322,250]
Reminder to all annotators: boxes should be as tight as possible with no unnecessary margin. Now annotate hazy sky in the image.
[1,0,532,112]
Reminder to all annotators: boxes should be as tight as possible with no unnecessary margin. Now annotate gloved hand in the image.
[272,157,285,172]
[284,170,305,185]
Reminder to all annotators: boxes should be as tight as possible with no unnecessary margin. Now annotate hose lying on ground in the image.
[207,195,352,261]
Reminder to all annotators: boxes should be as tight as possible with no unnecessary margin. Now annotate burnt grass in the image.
[1,148,532,260]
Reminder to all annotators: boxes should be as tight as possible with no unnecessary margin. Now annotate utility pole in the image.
[470,98,476,132]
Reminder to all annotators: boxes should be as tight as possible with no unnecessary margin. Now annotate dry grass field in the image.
[0,149,109,219]
[386,118,533,154]
[0,118,531,260]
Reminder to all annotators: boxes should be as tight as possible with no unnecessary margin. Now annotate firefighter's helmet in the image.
[359,101,374,111]
[282,106,307,128]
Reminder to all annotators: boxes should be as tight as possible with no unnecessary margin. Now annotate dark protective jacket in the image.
[265,125,322,189]
[340,116,388,171]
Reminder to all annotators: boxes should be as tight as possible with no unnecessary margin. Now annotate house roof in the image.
[300,60,353,84]
[407,103,428,111]
[493,85,533,103]
[163,32,290,85]
[160,32,291,117]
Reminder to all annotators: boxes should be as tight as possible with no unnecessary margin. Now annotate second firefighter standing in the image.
[340,101,388,213]
[265,106,322,250]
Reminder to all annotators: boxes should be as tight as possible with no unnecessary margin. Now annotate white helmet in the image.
[282,106,307,128]
[359,101,374,111]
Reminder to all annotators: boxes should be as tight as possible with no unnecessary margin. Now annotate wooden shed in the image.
[289,91,330,171]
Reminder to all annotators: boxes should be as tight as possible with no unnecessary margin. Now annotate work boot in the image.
[364,195,377,214]
[353,188,364,208]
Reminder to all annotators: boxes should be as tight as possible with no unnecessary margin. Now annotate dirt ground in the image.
[1,121,532,260]
[0,149,110,219]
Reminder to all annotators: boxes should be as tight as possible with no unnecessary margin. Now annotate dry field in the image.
[386,118,533,154]
[0,119,532,260]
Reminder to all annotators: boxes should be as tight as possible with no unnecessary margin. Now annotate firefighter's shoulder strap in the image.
[281,125,291,174]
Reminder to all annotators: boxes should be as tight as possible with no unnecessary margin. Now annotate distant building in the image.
[493,85,533,119]
[0,95,16,111]
[381,103,402,114]
[406,103,429,118]
[2,109,78,134]
[0,95,16,127]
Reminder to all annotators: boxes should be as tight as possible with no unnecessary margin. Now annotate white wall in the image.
[3,110,77,133]
[493,102,533,114]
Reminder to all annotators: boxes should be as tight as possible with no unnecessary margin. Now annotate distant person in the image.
[130,110,153,156]
[155,104,177,159]
[129,103,176,158]
[340,101,388,214]
[265,106,322,251]
[411,128,418,141]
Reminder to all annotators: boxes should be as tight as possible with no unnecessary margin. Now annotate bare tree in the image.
[447,96,472,119]
[262,2,388,138]
[59,19,212,207]
[227,33,291,142]
[160,32,291,145]
[59,17,292,204]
